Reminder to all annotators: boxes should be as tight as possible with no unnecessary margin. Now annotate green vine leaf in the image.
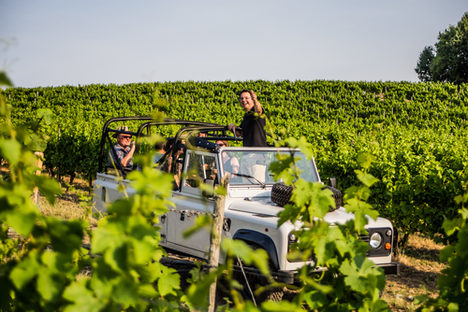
[63,280,104,312]
[10,251,41,290]
[0,139,22,166]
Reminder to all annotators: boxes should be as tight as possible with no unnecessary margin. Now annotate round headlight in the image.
[289,233,297,242]
[369,232,383,249]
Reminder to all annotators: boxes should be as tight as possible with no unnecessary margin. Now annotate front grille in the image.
[359,234,369,243]
[361,228,393,257]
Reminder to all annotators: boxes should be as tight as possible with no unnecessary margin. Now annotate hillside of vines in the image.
[2,80,468,246]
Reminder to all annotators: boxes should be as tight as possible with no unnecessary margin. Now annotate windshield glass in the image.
[220,149,319,185]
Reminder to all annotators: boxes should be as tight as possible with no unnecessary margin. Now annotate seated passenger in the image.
[153,140,166,166]
[161,139,185,188]
[216,140,239,175]
[108,126,135,171]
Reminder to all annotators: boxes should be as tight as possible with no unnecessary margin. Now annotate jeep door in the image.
[166,150,218,259]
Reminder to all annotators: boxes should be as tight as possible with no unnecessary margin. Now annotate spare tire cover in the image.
[271,182,342,211]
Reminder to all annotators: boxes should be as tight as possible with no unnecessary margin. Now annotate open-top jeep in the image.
[93,117,399,286]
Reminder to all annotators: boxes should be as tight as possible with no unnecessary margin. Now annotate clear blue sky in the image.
[1,0,466,87]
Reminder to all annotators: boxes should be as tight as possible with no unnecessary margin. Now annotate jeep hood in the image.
[228,198,282,217]
[229,200,393,228]
[324,207,393,228]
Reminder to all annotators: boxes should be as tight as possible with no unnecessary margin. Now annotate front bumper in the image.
[377,262,399,275]
[271,262,400,285]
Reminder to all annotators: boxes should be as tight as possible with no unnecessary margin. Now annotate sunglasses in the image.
[120,135,132,139]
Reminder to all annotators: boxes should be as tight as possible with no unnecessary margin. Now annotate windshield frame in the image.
[217,147,321,186]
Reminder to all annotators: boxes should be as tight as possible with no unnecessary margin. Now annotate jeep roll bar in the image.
[97,116,243,178]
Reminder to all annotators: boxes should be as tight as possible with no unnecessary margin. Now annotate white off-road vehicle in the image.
[93,117,399,286]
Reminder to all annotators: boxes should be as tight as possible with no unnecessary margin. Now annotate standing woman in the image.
[228,89,267,147]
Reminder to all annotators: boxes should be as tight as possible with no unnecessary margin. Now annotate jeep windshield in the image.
[218,147,320,186]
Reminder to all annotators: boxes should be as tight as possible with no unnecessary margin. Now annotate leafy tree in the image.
[415,13,468,83]
[415,46,435,82]
[0,71,13,87]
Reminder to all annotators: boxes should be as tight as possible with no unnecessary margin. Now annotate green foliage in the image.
[0,91,185,310]
[1,81,467,310]
[63,167,185,311]
[416,188,468,311]
[0,71,13,87]
[415,46,435,82]
[3,80,468,245]
[416,13,468,83]
[0,91,275,310]
[0,88,84,311]
[271,146,388,311]
[344,153,380,233]
[183,239,271,310]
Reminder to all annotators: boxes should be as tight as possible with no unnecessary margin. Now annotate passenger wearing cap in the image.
[109,126,136,171]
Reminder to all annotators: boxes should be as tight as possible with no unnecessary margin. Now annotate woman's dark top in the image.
[239,108,267,147]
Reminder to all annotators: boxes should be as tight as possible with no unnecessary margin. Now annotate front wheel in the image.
[234,243,284,303]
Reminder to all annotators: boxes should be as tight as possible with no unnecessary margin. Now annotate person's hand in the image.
[249,90,263,114]
[228,123,236,132]
[250,90,257,101]
[130,141,136,151]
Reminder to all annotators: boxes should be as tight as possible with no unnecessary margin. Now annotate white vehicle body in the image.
[94,145,399,282]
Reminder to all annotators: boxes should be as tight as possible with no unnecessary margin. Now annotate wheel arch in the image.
[232,229,280,270]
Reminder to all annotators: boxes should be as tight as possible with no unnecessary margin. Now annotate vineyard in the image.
[3,80,467,245]
[1,80,468,311]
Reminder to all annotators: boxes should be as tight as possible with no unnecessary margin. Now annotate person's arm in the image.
[228,123,242,136]
[121,142,135,168]
[250,91,263,115]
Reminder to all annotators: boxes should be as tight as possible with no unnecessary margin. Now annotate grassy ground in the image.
[382,236,445,311]
[39,178,96,225]
[40,177,445,311]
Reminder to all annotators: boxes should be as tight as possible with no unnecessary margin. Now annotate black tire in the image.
[260,287,284,302]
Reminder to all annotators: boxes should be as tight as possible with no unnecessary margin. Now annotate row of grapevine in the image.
[2,80,467,244]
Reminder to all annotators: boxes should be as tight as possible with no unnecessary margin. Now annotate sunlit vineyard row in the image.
[3,80,467,244]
